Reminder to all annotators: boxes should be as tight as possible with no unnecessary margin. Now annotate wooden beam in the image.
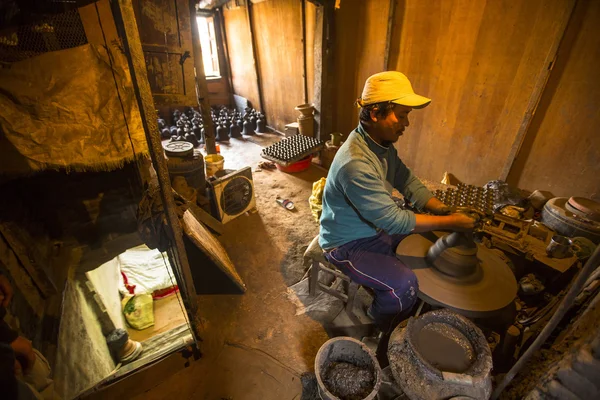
[313,0,335,141]
[246,0,265,112]
[384,0,396,71]
[111,0,201,341]
[301,0,308,103]
[216,8,235,107]
[190,1,217,154]
[499,1,577,181]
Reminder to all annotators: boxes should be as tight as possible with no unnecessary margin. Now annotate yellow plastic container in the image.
[205,154,224,177]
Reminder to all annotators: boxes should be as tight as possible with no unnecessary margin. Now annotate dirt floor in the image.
[116,134,332,399]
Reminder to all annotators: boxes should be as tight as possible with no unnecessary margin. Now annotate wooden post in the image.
[111,0,200,340]
[217,8,235,107]
[301,0,308,103]
[499,1,577,181]
[313,0,335,141]
[246,0,265,112]
[190,1,217,154]
[384,0,396,71]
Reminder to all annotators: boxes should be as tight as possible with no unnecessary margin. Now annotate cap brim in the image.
[392,94,431,109]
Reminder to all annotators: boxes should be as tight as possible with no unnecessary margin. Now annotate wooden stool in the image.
[303,235,359,319]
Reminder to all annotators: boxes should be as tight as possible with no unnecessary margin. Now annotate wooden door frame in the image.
[312,0,335,141]
[111,0,202,341]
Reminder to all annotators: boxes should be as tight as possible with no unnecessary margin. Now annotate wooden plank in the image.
[250,0,305,131]
[188,203,225,235]
[216,8,235,106]
[388,0,577,186]
[111,0,201,341]
[499,0,577,180]
[131,0,197,107]
[313,0,335,141]
[0,236,45,316]
[0,225,56,298]
[222,2,262,109]
[507,0,600,199]
[246,1,265,113]
[383,0,395,71]
[301,0,308,103]
[304,0,316,103]
[331,0,391,138]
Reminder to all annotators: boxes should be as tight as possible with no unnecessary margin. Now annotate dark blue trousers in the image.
[324,231,419,332]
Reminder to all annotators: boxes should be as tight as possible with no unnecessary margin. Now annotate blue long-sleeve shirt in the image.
[319,124,433,250]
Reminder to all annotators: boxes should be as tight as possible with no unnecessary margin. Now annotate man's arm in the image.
[413,212,476,232]
[393,161,433,210]
[340,160,418,234]
[423,197,452,215]
[340,161,476,234]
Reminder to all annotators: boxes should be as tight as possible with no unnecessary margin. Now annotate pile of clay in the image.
[322,361,375,400]
[416,322,475,373]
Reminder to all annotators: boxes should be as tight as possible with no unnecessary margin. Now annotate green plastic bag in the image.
[122,294,154,330]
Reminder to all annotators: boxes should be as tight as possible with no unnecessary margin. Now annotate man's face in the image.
[372,104,413,144]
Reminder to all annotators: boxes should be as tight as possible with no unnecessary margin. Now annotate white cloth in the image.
[117,245,176,296]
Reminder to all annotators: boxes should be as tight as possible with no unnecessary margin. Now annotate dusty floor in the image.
[118,134,332,399]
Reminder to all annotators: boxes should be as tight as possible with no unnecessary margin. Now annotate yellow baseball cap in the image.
[357,71,431,108]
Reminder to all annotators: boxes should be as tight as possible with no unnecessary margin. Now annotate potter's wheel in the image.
[396,232,517,317]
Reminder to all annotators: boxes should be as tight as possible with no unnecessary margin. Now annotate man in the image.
[319,71,475,333]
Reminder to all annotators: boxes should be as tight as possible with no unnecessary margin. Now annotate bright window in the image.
[197,16,220,78]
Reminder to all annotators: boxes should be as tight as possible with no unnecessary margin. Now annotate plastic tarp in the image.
[0,44,149,175]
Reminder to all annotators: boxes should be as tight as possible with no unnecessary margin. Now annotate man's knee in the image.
[393,269,419,308]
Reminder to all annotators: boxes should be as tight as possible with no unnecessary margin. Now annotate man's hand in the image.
[450,212,477,231]
[0,274,14,308]
[10,336,36,373]
[425,197,451,215]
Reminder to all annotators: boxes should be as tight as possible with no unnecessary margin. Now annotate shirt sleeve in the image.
[338,160,417,234]
[393,159,433,210]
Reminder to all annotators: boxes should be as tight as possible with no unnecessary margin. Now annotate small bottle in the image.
[215,143,221,154]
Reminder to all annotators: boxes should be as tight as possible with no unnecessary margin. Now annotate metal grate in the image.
[0,9,87,63]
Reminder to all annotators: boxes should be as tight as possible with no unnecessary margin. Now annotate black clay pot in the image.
[229,122,242,138]
[243,119,255,136]
[192,124,202,140]
[256,118,266,133]
[199,127,206,144]
[216,123,230,142]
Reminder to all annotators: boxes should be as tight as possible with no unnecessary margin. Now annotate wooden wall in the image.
[251,0,306,131]
[132,0,197,107]
[223,3,261,109]
[332,0,391,137]
[223,0,308,131]
[507,0,600,200]
[387,0,575,186]
[221,0,598,198]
